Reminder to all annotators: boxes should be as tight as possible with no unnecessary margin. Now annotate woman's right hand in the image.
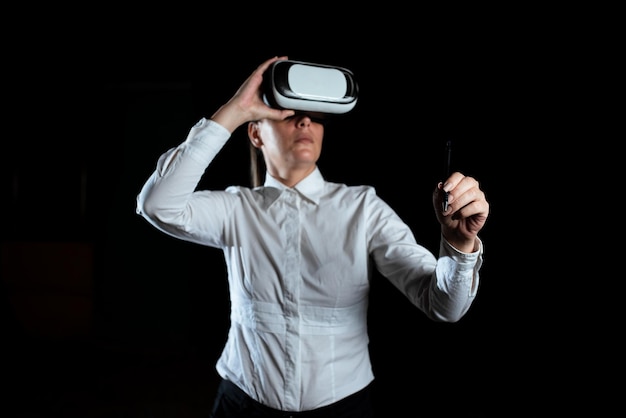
[210,56,296,133]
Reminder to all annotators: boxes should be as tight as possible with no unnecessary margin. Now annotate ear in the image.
[248,121,263,148]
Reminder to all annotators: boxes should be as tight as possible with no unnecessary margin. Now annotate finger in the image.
[447,176,480,205]
[451,191,489,221]
[257,56,288,74]
[442,171,466,191]
[448,186,486,218]
[265,108,295,121]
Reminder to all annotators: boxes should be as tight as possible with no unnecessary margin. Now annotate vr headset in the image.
[263,59,359,114]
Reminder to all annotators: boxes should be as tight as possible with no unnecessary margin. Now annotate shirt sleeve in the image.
[135,118,235,246]
[439,235,483,297]
[367,190,483,322]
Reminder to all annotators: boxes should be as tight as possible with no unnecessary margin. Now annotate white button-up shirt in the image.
[136,118,483,412]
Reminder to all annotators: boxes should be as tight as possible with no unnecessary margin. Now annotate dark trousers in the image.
[209,379,375,418]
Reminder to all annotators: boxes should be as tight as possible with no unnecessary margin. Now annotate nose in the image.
[296,115,311,127]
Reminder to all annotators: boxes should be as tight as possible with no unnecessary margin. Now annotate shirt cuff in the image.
[440,235,483,270]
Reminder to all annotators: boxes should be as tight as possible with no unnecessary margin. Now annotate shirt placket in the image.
[282,189,301,409]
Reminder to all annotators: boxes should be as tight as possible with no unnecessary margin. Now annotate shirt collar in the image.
[262,167,324,207]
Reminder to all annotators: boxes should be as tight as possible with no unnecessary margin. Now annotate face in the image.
[249,112,326,175]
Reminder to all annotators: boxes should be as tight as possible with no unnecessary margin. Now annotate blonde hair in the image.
[249,141,264,188]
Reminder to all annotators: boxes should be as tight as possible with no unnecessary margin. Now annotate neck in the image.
[268,165,316,188]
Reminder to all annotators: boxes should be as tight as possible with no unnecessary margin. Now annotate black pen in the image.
[443,140,452,212]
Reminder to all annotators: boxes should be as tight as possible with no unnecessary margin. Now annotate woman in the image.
[136,56,489,417]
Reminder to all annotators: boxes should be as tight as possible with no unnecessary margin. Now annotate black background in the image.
[1,8,600,417]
